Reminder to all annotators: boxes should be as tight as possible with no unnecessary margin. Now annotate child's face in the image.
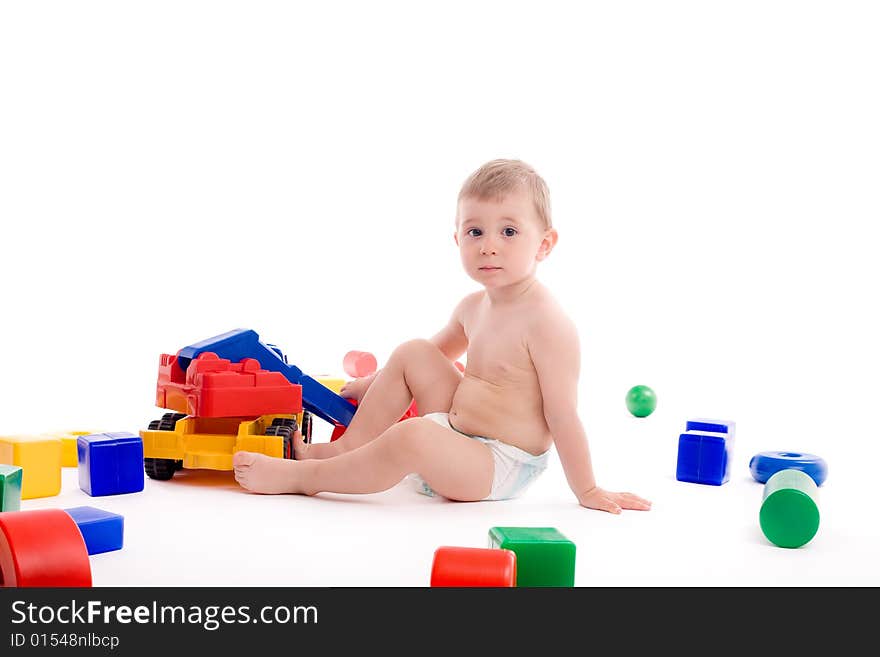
[455,188,556,290]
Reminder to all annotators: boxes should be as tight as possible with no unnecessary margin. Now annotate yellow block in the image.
[315,376,346,395]
[42,430,101,467]
[0,435,63,499]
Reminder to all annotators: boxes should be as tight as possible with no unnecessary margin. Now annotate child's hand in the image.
[578,486,652,514]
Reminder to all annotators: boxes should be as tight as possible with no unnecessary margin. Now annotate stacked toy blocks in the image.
[488,527,576,587]
[0,434,62,499]
[77,432,145,496]
[0,465,23,512]
[65,506,124,555]
[676,418,736,485]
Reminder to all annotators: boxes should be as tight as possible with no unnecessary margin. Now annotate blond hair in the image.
[457,159,552,230]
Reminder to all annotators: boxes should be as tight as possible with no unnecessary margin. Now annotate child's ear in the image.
[536,228,558,261]
[453,231,459,246]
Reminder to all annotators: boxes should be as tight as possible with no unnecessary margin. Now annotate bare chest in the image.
[464,315,536,384]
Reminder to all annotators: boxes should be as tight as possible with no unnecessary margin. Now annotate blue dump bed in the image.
[177,329,356,427]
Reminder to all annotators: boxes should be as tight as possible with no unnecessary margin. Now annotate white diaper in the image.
[407,412,550,501]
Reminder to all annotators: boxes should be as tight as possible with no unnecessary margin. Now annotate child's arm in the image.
[529,314,651,514]
[342,294,472,400]
[428,293,475,362]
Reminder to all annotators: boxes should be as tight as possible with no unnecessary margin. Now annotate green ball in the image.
[625,385,657,417]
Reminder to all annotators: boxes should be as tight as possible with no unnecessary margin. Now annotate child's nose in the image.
[480,238,499,255]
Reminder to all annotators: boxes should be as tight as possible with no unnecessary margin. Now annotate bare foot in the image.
[293,430,344,460]
[232,451,312,495]
[339,376,372,402]
[292,428,310,459]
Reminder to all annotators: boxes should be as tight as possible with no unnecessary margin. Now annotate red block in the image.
[156,352,302,418]
[0,508,92,587]
[430,546,516,587]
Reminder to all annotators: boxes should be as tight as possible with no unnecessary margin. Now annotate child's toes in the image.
[233,451,257,468]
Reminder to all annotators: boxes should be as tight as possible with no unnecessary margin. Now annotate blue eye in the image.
[503,227,517,237]
[467,228,482,237]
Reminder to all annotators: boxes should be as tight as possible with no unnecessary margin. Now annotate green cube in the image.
[488,526,576,587]
[0,464,23,512]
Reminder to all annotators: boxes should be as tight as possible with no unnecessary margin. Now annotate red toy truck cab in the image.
[141,352,303,480]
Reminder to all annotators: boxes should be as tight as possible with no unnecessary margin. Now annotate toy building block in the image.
[749,450,828,487]
[316,376,346,395]
[0,508,92,587]
[488,527,576,587]
[175,329,356,427]
[40,430,103,467]
[78,432,144,497]
[155,352,303,418]
[64,506,124,555]
[0,434,62,499]
[759,469,820,548]
[43,431,103,468]
[686,417,736,439]
[0,465,23,512]
[343,351,378,378]
[676,418,736,486]
[430,546,516,587]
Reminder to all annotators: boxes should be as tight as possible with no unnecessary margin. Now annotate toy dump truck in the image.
[141,329,357,480]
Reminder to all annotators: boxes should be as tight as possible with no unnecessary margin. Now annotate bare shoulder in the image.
[525,285,579,345]
[454,289,486,322]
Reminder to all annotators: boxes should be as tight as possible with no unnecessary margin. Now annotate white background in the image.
[1,1,878,586]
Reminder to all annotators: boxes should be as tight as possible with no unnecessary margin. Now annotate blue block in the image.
[686,418,736,438]
[177,328,356,427]
[65,506,124,555]
[77,432,145,496]
[676,430,733,485]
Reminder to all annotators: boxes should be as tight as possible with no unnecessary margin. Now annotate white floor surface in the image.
[19,401,877,588]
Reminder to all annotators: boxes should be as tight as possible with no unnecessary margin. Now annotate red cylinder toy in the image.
[0,508,92,587]
[430,546,516,587]
[343,351,378,379]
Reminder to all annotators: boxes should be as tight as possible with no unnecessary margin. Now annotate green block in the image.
[488,526,576,587]
[0,464,23,512]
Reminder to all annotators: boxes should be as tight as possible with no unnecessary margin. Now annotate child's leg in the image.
[298,339,461,459]
[235,417,494,501]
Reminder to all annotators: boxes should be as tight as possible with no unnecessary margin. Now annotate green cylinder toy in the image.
[759,468,820,548]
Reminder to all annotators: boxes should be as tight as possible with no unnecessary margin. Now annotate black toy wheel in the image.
[159,412,186,431]
[301,411,313,444]
[144,414,187,479]
[147,412,186,432]
[144,457,178,480]
[266,423,297,460]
